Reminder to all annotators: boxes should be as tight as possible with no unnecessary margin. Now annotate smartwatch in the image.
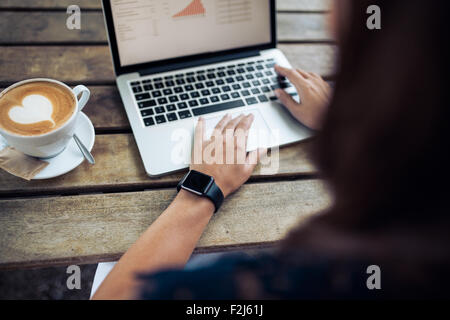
[177,170,224,213]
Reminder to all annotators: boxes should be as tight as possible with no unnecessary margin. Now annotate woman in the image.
[92,0,450,299]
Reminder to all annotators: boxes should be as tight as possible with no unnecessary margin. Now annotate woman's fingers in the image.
[275,89,299,113]
[223,114,244,134]
[234,114,254,151]
[274,65,307,84]
[214,113,231,132]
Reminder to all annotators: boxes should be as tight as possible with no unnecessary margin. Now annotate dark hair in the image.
[281,0,450,289]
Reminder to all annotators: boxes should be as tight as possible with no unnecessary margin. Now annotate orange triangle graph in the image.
[173,0,206,18]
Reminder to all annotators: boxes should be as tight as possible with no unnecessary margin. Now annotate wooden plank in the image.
[0,0,101,10]
[0,12,107,43]
[0,0,331,12]
[0,179,331,269]
[0,44,336,85]
[0,12,331,44]
[278,13,331,42]
[0,134,317,195]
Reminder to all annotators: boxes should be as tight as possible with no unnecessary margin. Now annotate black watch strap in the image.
[205,182,224,213]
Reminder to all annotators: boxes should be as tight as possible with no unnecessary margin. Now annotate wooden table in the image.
[0,0,335,270]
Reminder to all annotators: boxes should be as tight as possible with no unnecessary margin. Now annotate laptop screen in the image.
[109,0,272,67]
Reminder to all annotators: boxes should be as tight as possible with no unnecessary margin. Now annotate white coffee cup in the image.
[0,78,90,158]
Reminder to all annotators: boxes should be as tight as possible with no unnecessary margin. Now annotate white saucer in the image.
[30,112,95,180]
[0,112,95,180]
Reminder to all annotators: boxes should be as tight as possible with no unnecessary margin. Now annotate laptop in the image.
[102,0,313,177]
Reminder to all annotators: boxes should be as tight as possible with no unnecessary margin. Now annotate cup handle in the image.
[72,85,90,111]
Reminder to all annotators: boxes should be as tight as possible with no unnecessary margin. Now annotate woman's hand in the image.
[274,65,331,130]
[190,114,265,198]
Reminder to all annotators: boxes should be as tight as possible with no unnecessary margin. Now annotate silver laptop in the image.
[102,0,312,177]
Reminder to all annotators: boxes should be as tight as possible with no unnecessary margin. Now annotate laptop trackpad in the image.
[202,109,272,152]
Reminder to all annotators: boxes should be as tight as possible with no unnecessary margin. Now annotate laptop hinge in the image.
[139,50,261,76]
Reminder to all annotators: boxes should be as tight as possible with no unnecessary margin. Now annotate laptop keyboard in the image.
[129,58,296,127]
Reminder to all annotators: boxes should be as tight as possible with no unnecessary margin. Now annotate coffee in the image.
[0,81,76,136]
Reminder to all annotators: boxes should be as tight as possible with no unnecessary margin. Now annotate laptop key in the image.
[141,109,154,117]
[212,88,221,94]
[155,106,165,114]
[261,86,270,93]
[195,83,205,89]
[138,100,156,109]
[178,110,192,119]
[242,82,251,88]
[135,93,150,101]
[167,113,178,122]
[222,85,231,92]
[131,81,141,86]
[190,91,200,98]
[201,89,211,96]
[177,102,188,109]
[163,88,173,95]
[166,104,177,112]
[154,82,164,89]
[176,79,185,85]
[231,92,240,99]
[246,97,258,105]
[155,115,166,124]
[144,117,155,126]
[157,97,168,105]
[184,85,194,91]
[189,100,199,107]
[180,93,190,100]
[221,94,230,101]
[251,88,260,95]
[152,91,162,98]
[143,84,153,91]
[199,98,209,105]
[258,95,269,103]
[174,86,184,93]
[169,95,179,103]
[241,90,250,96]
[191,99,245,116]
[210,96,220,103]
[133,86,143,93]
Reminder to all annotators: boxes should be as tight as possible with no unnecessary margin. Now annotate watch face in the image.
[183,171,213,194]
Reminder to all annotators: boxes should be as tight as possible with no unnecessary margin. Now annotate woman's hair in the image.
[281,0,450,289]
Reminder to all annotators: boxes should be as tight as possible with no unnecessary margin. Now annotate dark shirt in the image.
[138,251,389,299]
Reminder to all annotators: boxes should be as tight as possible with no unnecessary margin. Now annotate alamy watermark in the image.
[66,5,81,30]
[66,265,81,290]
[366,264,381,290]
[367,5,381,30]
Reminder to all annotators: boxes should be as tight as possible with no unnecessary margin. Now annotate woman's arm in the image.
[92,114,263,300]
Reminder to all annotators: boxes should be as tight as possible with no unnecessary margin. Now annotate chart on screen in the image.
[110,0,271,67]
[173,0,206,18]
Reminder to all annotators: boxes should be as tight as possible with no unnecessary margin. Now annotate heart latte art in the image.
[0,82,76,136]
